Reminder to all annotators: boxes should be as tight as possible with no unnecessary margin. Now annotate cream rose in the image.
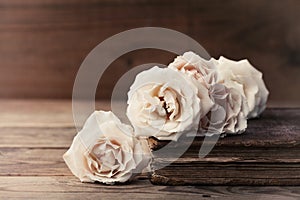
[168,51,218,87]
[200,83,248,135]
[63,111,152,184]
[168,51,217,117]
[216,56,269,118]
[168,51,217,118]
[127,66,203,141]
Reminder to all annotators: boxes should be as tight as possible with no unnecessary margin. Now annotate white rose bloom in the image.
[200,83,249,135]
[127,66,202,141]
[216,56,269,118]
[168,51,216,117]
[63,111,152,184]
[168,51,218,88]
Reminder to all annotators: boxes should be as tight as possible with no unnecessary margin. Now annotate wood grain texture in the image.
[0,100,299,199]
[0,0,299,106]
[0,177,299,200]
[150,108,300,150]
[0,127,75,148]
[0,148,71,176]
[0,99,110,127]
[151,108,300,186]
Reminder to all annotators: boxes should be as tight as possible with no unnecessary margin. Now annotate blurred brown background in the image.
[0,0,299,106]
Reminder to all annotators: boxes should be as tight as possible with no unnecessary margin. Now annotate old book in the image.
[149,108,300,185]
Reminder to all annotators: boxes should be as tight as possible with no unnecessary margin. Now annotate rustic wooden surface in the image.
[0,100,300,199]
[0,0,299,106]
[150,108,300,186]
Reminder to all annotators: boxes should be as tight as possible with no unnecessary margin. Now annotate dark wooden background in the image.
[0,0,299,106]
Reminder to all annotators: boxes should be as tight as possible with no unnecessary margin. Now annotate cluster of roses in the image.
[64,52,269,184]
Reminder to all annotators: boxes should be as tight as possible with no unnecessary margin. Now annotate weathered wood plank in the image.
[0,100,299,197]
[0,148,71,176]
[151,108,300,185]
[0,127,75,148]
[0,176,299,200]
[149,108,300,150]
[2,146,297,177]
[0,0,188,100]
[0,0,299,106]
[151,163,300,186]
[0,99,73,127]
[0,99,110,127]
[1,107,297,148]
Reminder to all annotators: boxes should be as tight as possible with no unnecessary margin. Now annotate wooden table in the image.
[0,100,299,199]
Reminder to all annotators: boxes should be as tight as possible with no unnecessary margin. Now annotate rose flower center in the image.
[88,141,122,178]
[157,88,180,121]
